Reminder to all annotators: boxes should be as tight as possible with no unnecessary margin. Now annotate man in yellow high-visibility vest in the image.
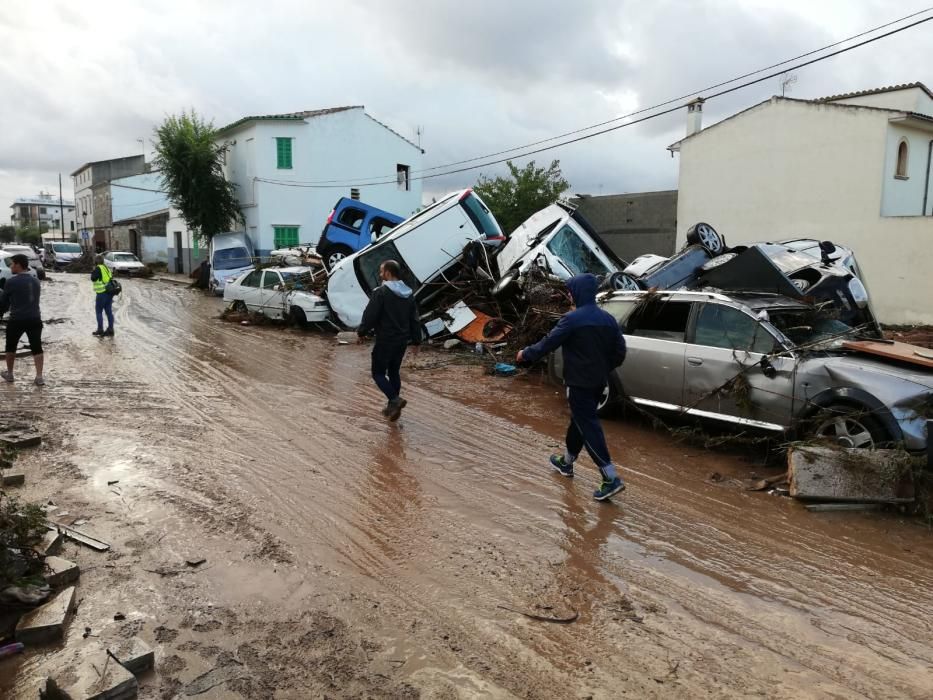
[91,255,115,337]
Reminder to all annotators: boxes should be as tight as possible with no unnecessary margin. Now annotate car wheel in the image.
[811,404,889,449]
[322,245,353,271]
[231,300,248,313]
[700,252,737,272]
[289,307,308,327]
[686,222,726,255]
[608,272,641,291]
[37,270,46,281]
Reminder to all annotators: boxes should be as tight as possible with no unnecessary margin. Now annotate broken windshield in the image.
[766,309,859,348]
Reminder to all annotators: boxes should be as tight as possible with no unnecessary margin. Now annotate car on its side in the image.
[224,266,330,325]
[102,251,146,275]
[549,289,932,452]
[317,197,405,271]
[43,241,84,270]
[2,244,45,280]
[0,250,40,289]
[327,188,505,328]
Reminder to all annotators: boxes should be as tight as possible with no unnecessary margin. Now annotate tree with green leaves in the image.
[153,111,242,242]
[0,225,15,244]
[473,160,570,235]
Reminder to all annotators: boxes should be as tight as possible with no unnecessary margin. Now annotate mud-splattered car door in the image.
[682,301,794,431]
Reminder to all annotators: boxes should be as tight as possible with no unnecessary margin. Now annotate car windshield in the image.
[114,254,139,262]
[213,247,252,270]
[546,225,610,276]
[53,243,81,253]
[460,193,503,238]
[765,308,859,348]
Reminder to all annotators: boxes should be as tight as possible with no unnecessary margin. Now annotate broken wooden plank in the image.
[788,445,914,503]
[841,339,933,369]
[48,522,111,552]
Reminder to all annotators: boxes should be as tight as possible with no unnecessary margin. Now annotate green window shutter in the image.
[273,226,299,248]
[276,138,292,169]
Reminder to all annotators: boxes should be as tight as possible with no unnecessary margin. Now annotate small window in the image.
[241,270,262,287]
[337,207,366,231]
[397,164,410,191]
[627,300,692,342]
[895,140,909,179]
[40,207,47,214]
[262,270,282,289]
[369,217,396,239]
[70,221,75,231]
[273,226,299,248]
[602,299,637,327]
[276,138,293,169]
[693,304,776,354]
[545,225,609,276]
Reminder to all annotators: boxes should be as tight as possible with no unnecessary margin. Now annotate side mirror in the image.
[273,284,281,291]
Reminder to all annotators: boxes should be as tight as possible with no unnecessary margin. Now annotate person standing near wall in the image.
[91,254,115,337]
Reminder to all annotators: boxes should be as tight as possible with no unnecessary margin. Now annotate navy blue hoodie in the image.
[521,274,626,388]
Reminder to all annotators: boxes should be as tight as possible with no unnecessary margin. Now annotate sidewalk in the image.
[147,272,191,286]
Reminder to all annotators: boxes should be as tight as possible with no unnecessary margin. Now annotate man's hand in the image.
[516,349,524,363]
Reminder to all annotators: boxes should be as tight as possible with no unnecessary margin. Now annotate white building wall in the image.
[220,108,423,256]
[675,97,933,324]
[880,124,933,216]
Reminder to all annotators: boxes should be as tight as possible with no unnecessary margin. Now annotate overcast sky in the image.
[2,0,931,219]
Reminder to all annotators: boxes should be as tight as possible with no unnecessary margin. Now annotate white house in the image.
[214,106,424,258]
[10,193,75,238]
[669,83,933,324]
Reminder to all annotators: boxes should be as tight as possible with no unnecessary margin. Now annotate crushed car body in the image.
[224,266,330,324]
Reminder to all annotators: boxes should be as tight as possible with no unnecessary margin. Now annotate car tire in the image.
[810,403,890,449]
[231,300,248,313]
[607,272,641,292]
[700,252,737,272]
[289,307,308,327]
[686,223,726,256]
[37,270,46,281]
[322,245,353,271]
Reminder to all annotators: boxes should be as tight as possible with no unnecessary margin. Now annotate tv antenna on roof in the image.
[780,72,798,97]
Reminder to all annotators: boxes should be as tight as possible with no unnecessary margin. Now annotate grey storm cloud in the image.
[1,0,931,215]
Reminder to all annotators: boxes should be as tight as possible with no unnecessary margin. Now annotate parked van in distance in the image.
[209,232,256,295]
[43,241,84,270]
[327,189,504,328]
[316,197,404,271]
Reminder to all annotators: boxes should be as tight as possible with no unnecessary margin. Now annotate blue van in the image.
[317,198,404,270]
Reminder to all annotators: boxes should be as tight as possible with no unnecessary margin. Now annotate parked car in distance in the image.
[317,198,405,271]
[224,266,330,325]
[2,244,45,280]
[494,200,627,294]
[327,188,505,328]
[43,241,84,270]
[102,251,146,275]
[209,232,255,295]
[549,289,932,452]
[0,250,39,288]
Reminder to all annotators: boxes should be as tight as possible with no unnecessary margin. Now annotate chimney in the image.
[686,98,705,137]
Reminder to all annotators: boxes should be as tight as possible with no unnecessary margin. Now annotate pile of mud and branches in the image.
[884,324,933,350]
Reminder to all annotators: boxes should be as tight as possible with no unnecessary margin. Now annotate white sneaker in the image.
[34,376,45,386]
[1,370,13,383]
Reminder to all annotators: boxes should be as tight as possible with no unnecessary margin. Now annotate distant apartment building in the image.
[71,155,148,252]
[9,193,76,238]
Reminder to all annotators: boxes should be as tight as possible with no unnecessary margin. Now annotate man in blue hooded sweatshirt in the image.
[517,274,627,501]
[358,260,422,421]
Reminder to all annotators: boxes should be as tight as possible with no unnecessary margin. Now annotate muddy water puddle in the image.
[2,275,933,698]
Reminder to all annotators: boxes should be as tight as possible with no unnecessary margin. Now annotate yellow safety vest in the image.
[93,264,112,294]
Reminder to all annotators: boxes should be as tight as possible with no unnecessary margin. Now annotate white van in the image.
[209,232,255,295]
[327,189,503,328]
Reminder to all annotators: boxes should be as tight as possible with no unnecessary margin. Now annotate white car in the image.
[103,251,146,275]
[0,250,39,289]
[327,188,504,328]
[224,266,330,324]
[2,245,45,280]
[493,200,625,294]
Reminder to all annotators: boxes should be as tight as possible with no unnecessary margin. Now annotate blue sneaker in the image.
[549,455,574,478]
[593,478,625,501]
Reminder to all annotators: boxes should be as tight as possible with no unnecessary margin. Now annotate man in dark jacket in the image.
[0,254,45,386]
[357,260,422,421]
[517,274,627,501]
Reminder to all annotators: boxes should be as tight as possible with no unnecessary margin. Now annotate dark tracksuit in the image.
[0,273,43,355]
[357,280,422,401]
[521,274,626,480]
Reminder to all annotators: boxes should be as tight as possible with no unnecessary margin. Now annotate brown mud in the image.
[2,275,932,698]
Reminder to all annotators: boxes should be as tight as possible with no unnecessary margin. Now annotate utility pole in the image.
[58,173,65,242]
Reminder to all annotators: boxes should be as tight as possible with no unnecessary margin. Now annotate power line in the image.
[258,7,933,187]
[257,13,933,189]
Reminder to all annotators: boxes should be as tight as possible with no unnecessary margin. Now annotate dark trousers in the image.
[566,385,613,477]
[371,342,407,401]
[95,292,114,331]
[4,319,43,355]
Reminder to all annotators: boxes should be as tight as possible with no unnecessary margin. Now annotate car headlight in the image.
[848,277,869,308]
[225,276,238,283]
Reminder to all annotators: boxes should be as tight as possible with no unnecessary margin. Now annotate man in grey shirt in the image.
[0,254,44,386]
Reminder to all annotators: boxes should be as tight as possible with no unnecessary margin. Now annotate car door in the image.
[683,301,795,430]
[236,269,263,310]
[619,298,692,408]
[260,270,285,319]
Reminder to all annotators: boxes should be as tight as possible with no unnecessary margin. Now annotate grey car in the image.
[550,290,932,452]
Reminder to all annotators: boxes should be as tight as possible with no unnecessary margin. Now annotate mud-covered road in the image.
[3,274,933,699]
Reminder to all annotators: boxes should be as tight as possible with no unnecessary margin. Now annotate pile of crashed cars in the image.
[223,190,932,455]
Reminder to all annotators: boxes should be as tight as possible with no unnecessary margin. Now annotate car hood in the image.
[496,205,568,274]
[214,266,253,281]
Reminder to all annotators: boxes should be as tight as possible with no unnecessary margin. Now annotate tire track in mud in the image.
[17,275,933,698]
